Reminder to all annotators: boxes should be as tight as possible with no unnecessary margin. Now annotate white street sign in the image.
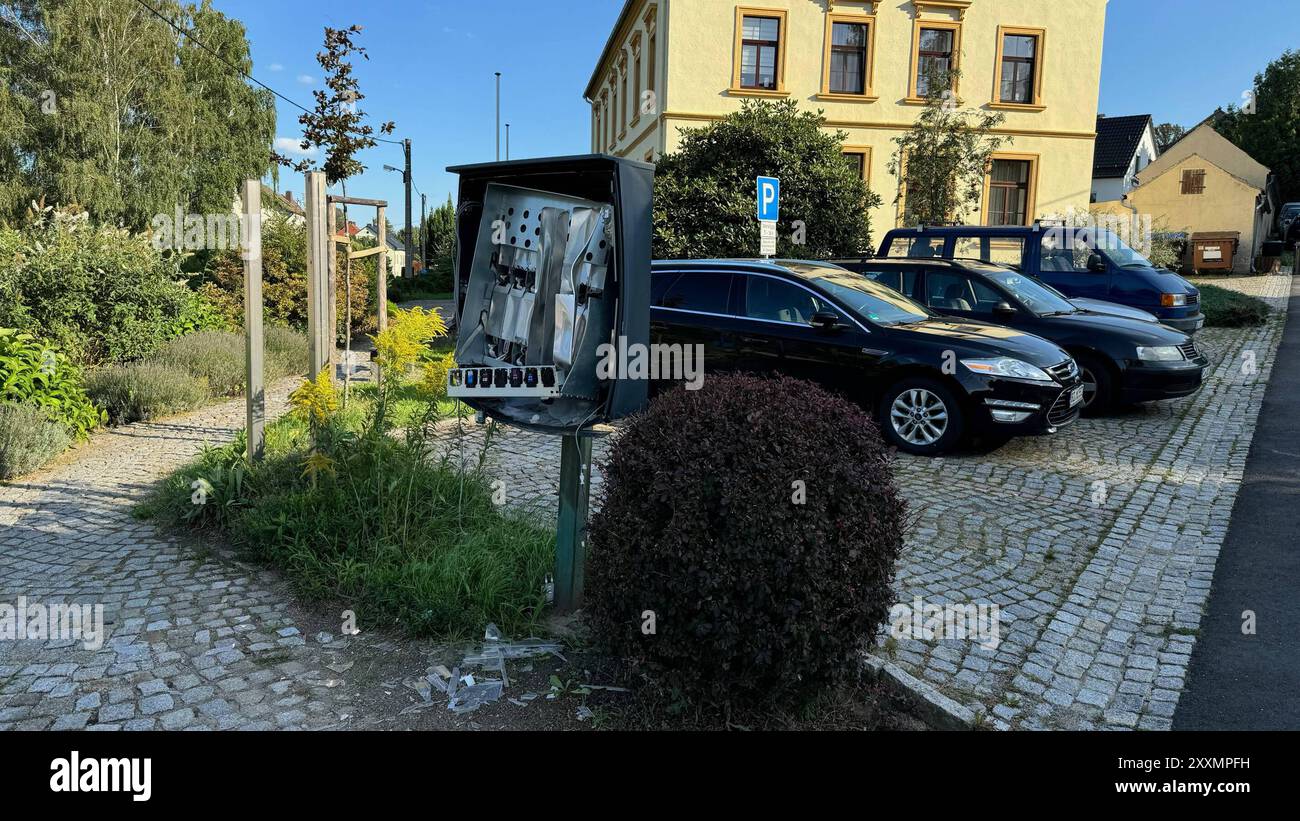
[760,220,777,257]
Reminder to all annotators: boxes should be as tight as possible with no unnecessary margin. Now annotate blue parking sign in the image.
[756,176,780,222]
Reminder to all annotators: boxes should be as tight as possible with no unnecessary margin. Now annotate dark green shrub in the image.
[198,217,375,339]
[83,362,209,424]
[388,268,452,302]
[585,374,907,710]
[0,328,104,439]
[0,402,71,479]
[0,212,217,365]
[1198,284,1271,327]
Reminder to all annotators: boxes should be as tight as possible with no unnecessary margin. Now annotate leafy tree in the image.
[1152,122,1187,154]
[280,25,395,184]
[653,99,879,259]
[424,195,455,266]
[0,0,275,228]
[888,69,1006,226]
[1211,49,1300,203]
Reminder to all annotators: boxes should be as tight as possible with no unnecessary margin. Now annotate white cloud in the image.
[274,137,317,157]
[297,74,315,85]
[268,62,283,72]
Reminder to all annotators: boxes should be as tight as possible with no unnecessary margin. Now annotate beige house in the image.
[584,0,1107,233]
[1091,120,1278,272]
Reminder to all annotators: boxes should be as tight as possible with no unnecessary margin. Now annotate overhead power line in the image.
[130,0,403,146]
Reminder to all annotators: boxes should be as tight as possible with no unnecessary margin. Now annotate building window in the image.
[842,146,871,185]
[829,21,869,95]
[620,62,629,134]
[611,87,619,145]
[1181,169,1206,195]
[648,32,657,93]
[740,14,782,90]
[644,32,655,96]
[999,34,1037,103]
[992,27,1045,107]
[916,27,955,97]
[986,159,1033,226]
[632,36,643,124]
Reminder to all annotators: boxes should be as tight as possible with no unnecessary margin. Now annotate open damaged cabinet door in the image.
[446,155,654,433]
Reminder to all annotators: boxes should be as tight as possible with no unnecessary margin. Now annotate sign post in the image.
[757,175,780,258]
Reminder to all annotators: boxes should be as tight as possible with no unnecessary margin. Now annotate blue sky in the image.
[212,0,1299,219]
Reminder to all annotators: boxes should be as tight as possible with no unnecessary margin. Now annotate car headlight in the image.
[1160,293,1188,307]
[1136,345,1184,362]
[961,357,1054,383]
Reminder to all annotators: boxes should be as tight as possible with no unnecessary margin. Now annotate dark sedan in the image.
[650,259,1085,455]
[832,257,1209,414]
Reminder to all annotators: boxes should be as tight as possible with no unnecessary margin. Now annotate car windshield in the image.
[1092,229,1156,268]
[781,263,933,326]
[981,269,1077,316]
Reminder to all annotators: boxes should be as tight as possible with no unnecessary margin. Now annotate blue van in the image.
[876,224,1205,332]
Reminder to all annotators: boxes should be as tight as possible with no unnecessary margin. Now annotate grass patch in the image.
[0,402,70,479]
[1198,284,1271,328]
[140,374,550,641]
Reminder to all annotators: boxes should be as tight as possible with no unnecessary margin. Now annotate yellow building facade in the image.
[585,0,1107,236]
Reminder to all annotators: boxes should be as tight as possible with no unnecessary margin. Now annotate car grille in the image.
[1046,360,1078,382]
[1047,389,1080,428]
[1178,341,1199,360]
[1186,293,1200,306]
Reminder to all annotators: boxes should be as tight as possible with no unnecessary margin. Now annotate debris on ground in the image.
[411,623,572,716]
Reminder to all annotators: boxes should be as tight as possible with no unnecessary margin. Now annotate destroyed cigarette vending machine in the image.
[445,155,655,610]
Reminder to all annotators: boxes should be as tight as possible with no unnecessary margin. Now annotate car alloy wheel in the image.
[1079,365,1099,408]
[890,388,949,446]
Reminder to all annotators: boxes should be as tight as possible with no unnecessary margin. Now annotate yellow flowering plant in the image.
[372,306,449,376]
[289,368,340,429]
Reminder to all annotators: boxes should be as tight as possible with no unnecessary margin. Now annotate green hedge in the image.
[1198,284,1271,328]
[0,211,223,366]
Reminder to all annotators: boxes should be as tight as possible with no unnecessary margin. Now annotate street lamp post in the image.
[505,124,510,160]
[495,72,502,162]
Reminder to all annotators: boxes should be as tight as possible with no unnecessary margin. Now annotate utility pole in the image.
[403,138,413,279]
[495,72,502,161]
[420,192,428,271]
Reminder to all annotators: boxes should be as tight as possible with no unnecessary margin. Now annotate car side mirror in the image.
[810,311,843,333]
[1086,253,1107,273]
[993,301,1017,317]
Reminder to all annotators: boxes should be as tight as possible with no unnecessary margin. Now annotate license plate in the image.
[1069,386,1084,407]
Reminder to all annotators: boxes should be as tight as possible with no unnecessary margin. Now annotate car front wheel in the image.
[877,377,965,456]
[1076,354,1115,416]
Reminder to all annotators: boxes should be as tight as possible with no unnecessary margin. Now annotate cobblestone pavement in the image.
[1,277,1289,731]
[0,381,378,731]
[428,275,1293,731]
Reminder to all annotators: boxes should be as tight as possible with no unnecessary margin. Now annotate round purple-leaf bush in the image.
[585,373,906,709]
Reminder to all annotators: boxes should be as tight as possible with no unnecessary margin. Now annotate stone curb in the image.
[862,653,977,730]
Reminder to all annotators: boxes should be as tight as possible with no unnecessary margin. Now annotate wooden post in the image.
[376,205,389,332]
[326,192,338,376]
[304,171,330,377]
[241,179,265,461]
